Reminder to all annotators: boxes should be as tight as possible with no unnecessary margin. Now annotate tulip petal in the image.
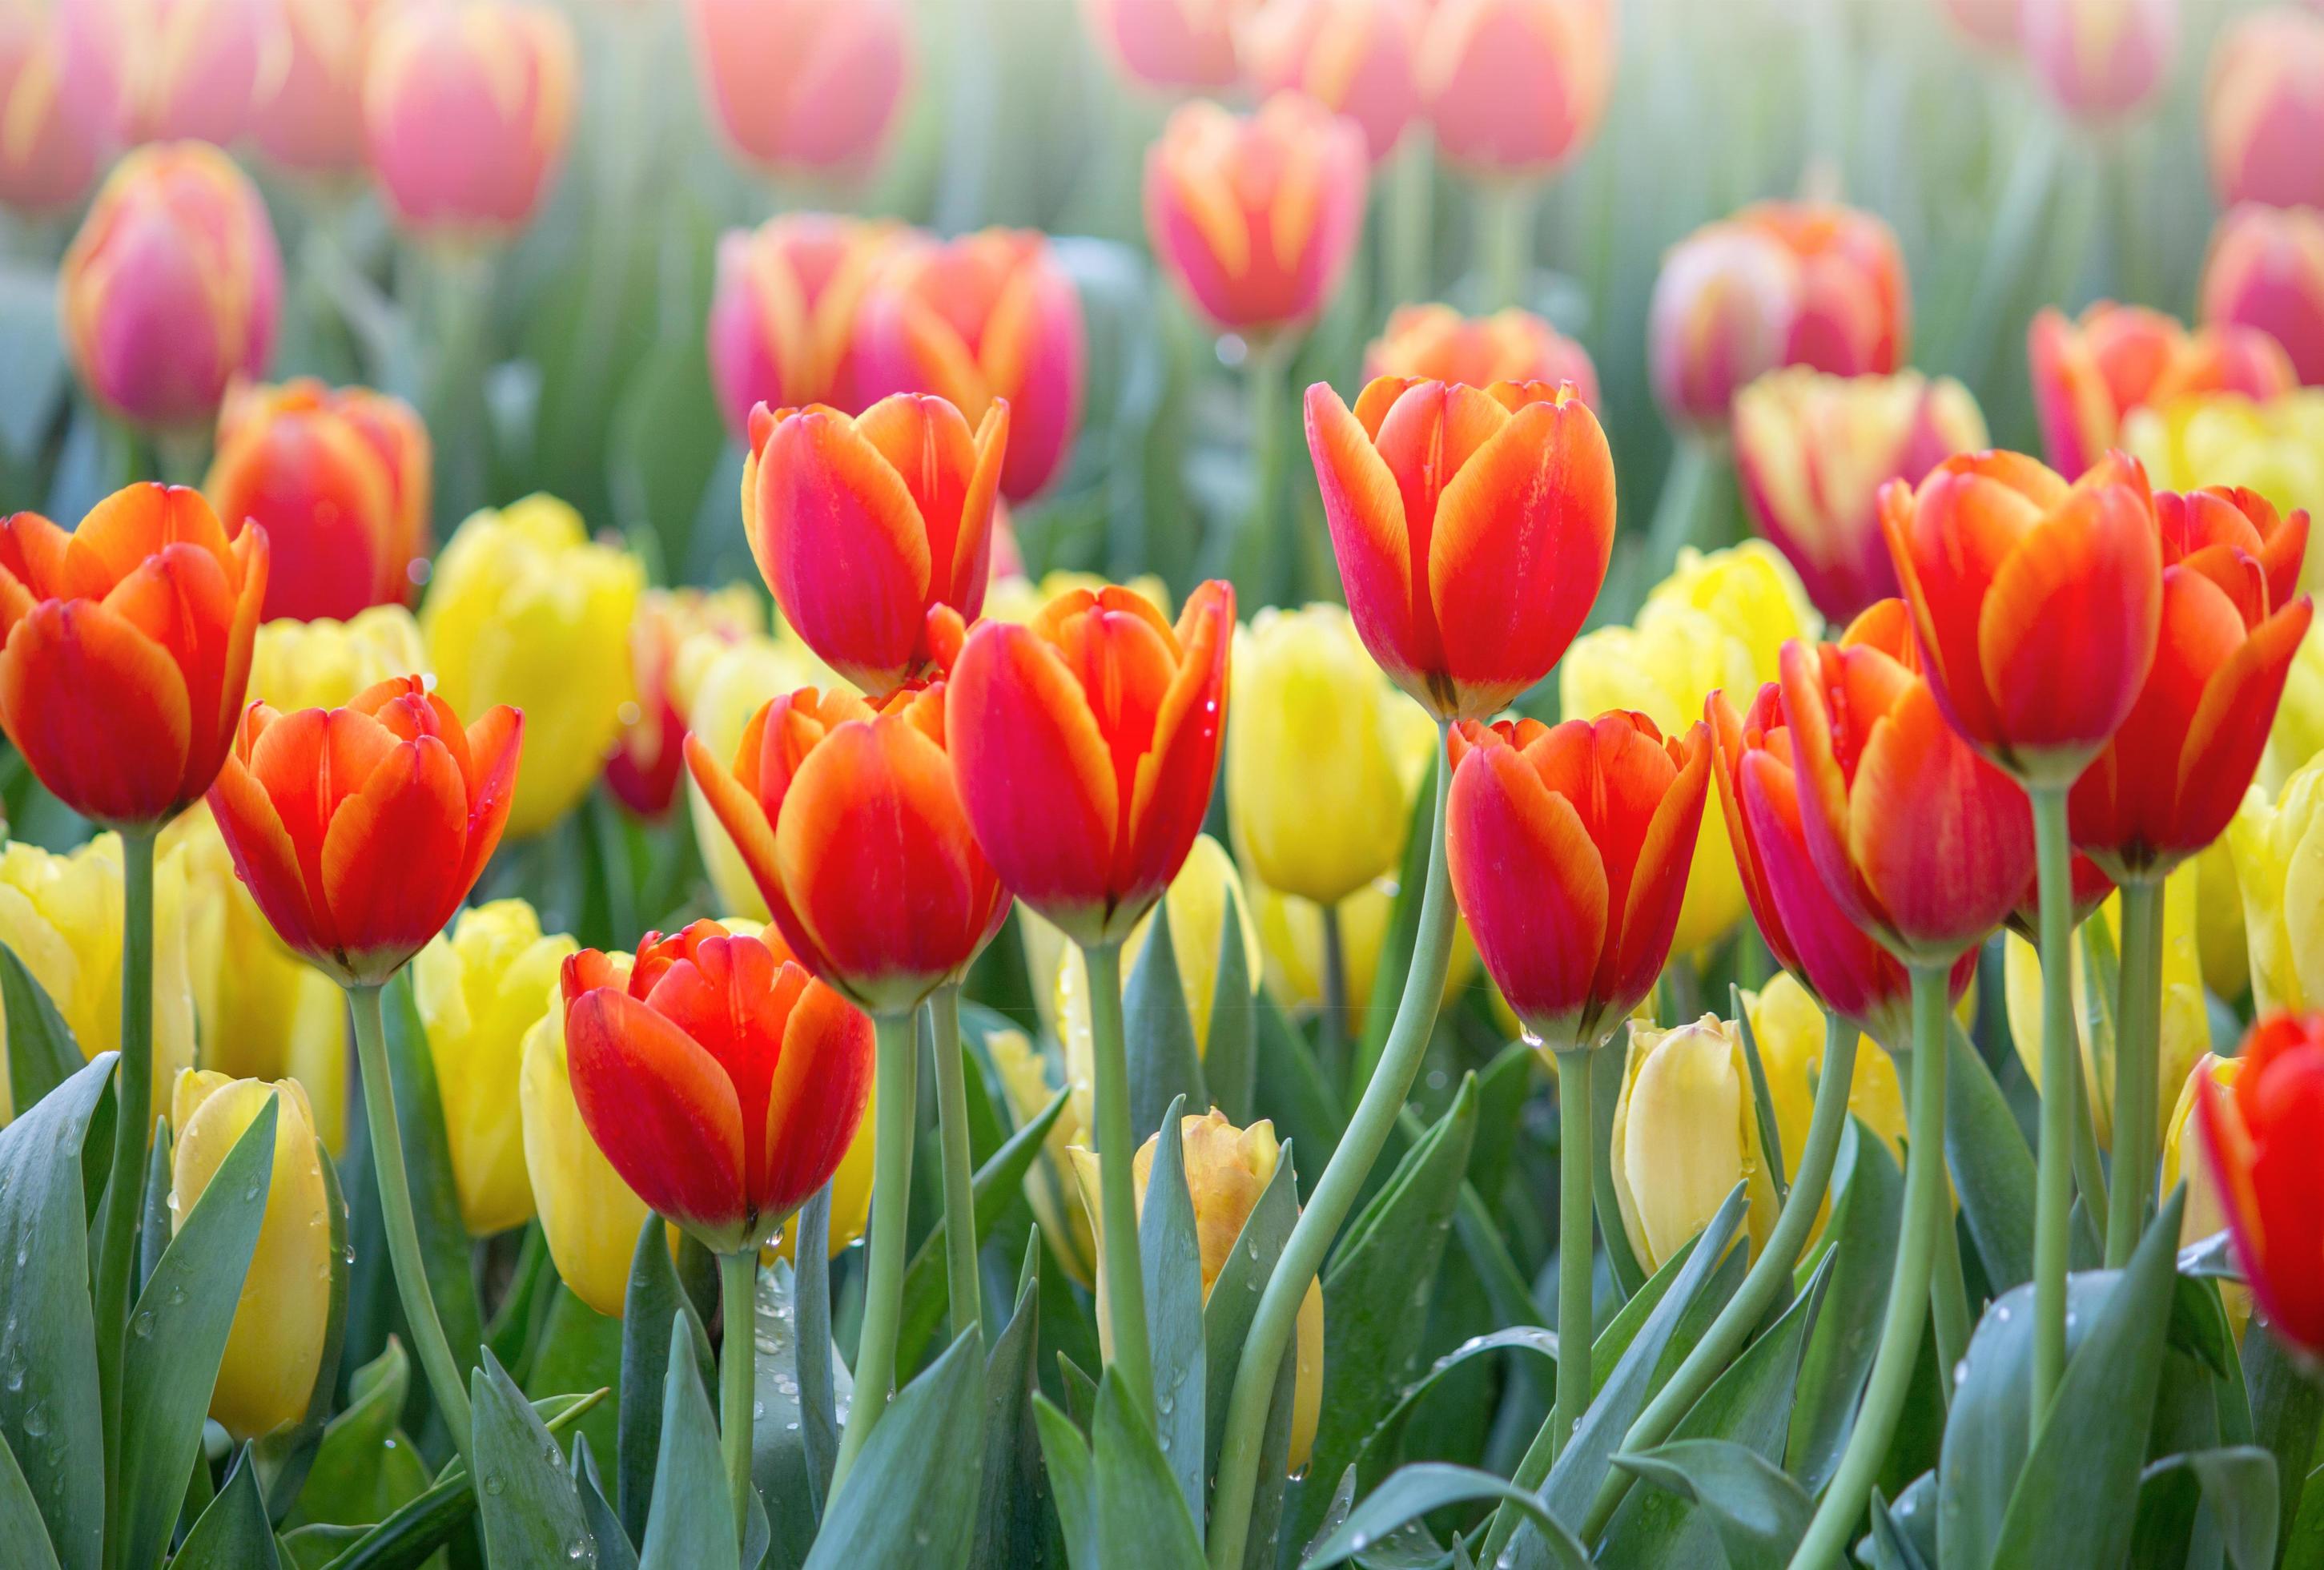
[685,730,833,976]
[1120,582,1232,909]
[1305,383,1425,702]
[0,598,193,824]
[1447,741,1607,1047]
[2172,598,2314,861]
[1606,724,1710,1018]
[756,976,873,1222]
[565,987,749,1242]
[69,483,233,589]
[0,511,104,603]
[319,735,468,979]
[207,749,336,965]
[456,704,522,897]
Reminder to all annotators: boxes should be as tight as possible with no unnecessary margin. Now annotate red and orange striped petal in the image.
[565,985,750,1244]
[756,975,874,1222]
[70,483,233,590]
[1305,382,1425,702]
[1120,580,1232,911]
[1605,722,1710,1016]
[0,598,193,826]
[0,511,103,605]
[2172,598,2314,859]
[207,749,335,966]
[318,735,469,981]
[684,730,830,976]
[456,704,522,896]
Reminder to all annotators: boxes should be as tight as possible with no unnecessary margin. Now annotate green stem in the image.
[348,983,474,1471]
[1787,964,1951,1570]
[2028,784,2074,1429]
[1382,131,1435,310]
[1638,438,1725,596]
[2069,1037,2111,1240]
[1084,940,1155,1417]
[94,827,154,1535]
[928,987,983,1343]
[2105,877,2165,1267]
[718,1250,757,1545]
[1555,1045,1596,1455]
[1205,722,1458,1570]
[831,1010,919,1491]
[1475,181,1535,310]
[1229,341,1295,608]
[1320,901,1349,1102]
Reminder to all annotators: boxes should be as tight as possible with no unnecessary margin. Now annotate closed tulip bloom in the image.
[2028,304,2297,481]
[605,586,762,820]
[707,215,903,434]
[2126,392,2324,562]
[1307,376,1615,721]
[1735,369,1990,622]
[1227,603,1434,907]
[1610,1016,1779,1270]
[1746,974,1908,1168]
[1417,0,1614,175]
[987,1027,1096,1286]
[742,394,1006,700]
[1144,95,1368,338]
[675,630,838,922]
[169,1071,333,1440]
[521,949,648,1316]
[363,0,577,237]
[206,675,521,987]
[2209,10,2324,213]
[1084,0,1250,89]
[255,0,386,173]
[90,0,267,146]
[1879,449,2163,785]
[0,2,107,211]
[2020,0,2176,122]
[1363,305,1601,411]
[686,0,908,176]
[0,484,267,827]
[561,920,875,1254]
[58,143,283,432]
[207,378,433,622]
[249,604,427,714]
[2229,754,2324,1013]
[421,495,641,836]
[1447,711,1711,1053]
[686,683,1012,1014]
[2199,1011,2324,1358]
[2199,205,2324,387]
[1237,0,1426,161]
[947,582,1233,947]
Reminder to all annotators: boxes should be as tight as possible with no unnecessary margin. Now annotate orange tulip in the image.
[205,378,432,622]
[1236,0,1427,162]
[561,920,873,1254]
[1417,0,1615,176]
[945,582,1233,947]
[2206,8,2324,212]
[1083,0,1251,90]
[1363,304,1600,410]
[254,0,387,174]
[741,392,1007,700]
[2199,1010,2324,1359]
[684,684,1011,1016]
[0,1,109,212]
[1446,711,1710,1051]
[2200,203,2324,388]
[2020,0,2176,123]
[0,485,266,828]
[206,675,521,987]
[1305,376,1614,720]
[686,0,910,176]
[1778,599,2035,965]
[1143,94,1369,338]
[2070,487,2314,881]
[1879,449,2163,786]
[706,214,903,433]
[2028,303,2297,479]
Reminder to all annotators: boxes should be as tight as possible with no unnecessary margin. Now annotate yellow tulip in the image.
[983,572,1170,626]
[2161,1052,2250,1335]
[249,604,428,712]
[420,495,644,836]
[987,1027,1096,1286]
[1647,540,1825,682]
[1226,605,1435,908]
[2003,863,2209,1145]
[412,900,576,1236]
[2263,620,2324,795]
[2230,756,2324,1015]
[1069,1110,1322,1469]
[519,951,648,1318]
[2127,390,2324,590]
[170,1070,333,1441]
[1245,873,1478,1033]
[678,629,844,920]
[1608,1015,1779,1272]
[1741,974,1908,1234]
[2191,838,2249,1004]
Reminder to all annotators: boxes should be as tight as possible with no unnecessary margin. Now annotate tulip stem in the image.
[1475,181,1534,310]
[1555,1044,1597,1453]
[832,1010,919,1493]
[348,983,474,1472]
[1576,1007,1863,1543]
[1319,902,1349,1099]
[1206,722,1458,1570]
[1084,940,1156,1419]
[2028,783,2075,1432]
[1229,339,1297,608]
[1383,131,1435,311]
[93,827,154,1525]
[1787,964,1951,1570]
[928,987,983,1343]
[2105,877,2165,1268]
[718,1250,758,1547]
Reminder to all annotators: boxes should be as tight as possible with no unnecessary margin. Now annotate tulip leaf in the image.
[524,1286,624,1470]
[1139,1094,1206,1526]
[284,1339,432,1536]
[1031,1395,1096,1568]
[258,1137,354,1524]
[1611,1440,1812,1570]
[279,1525,368,1568]
[1348,1327,1562,1498]
[1730,984,1788,1206]
[0,1429,60,1570]
[573,1439,637,1570]
[1787,1120,1904,1492]
[1301,1463,1590,1570]
[0,939,83,1121]
[1078,1369,1207,1570]
[1944,1022,2037,1291]
[1124,913,1205,1145]
[2135,1447,2281,1570]
[470,1348,596,1568]
[805,1331,987,1570]
[753,1252,853,1570]
[640,1314,738,1570]
[1251,992,1341,1194]
[2238,1312,2321,1568]
[135,1114,171,1299]
[115,1097,278,1570]
[1204,891,1256,1125]
[973,1254,1065,1569]
[791,1183,838,1520]
[1867,1475,1940,1570]
[619,1212,713,1550]
[176,1446,284,1570]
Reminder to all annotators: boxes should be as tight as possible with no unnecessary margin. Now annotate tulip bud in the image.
[2205,8,2324,211]
[421,495,643,837]
[2125,390,2324,583]
[95,0,268,147]
[170,1070,334,1441]
[2199,204,2324,388]
[1744,974,1908,1175]
[605,586,762,820]
[2020,0,2177,123]
[1417,0,1615,175]
[1610,1015,1779,1271]
[363,0,577,237]
[1236,0,1426,162]
[2028,304,2296,483]
[520,950,649,1317]
[677,630,842,921]
[2197,1012,2324,1358]
[686,0,909,176]
[59,143,283,432]
[1083,0,1246,90]
[0,2,108,212]
[706,215,903,434]
[1144,94,1368,339]
[987,1028,1096,1286]
[1363,304,1600,410]
[1070,1110,1323,1468]
[255,0,387,174]
[2230,755,2324,1014]
[2161,1052,2249,1329]
[770,1068,875,1265]
[247,604,428,715]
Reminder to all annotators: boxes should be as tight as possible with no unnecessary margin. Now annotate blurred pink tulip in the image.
[2020,0,2177,123]
[1237,0,1425,163]
[255,0,387,174]
[1084,0,1252,91]
[2205,7,2324,212]
[2028,301,2297,474]
[74,0,267,147]
[2201,203,2324,385]
[1418,0,1615,176]
[1363,303,1600,409]
[0,0,111,211]
[686,0,910,176]
[706,213,905,434]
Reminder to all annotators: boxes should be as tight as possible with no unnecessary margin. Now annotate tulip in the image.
[2199,1011,2324,1359]
[94,0,268,147]
[1416,0,1615,175]
[2162,1052,2249,1330]
[1144,95,1368,338]
[2199,205,2324,387]
[1746,972,1908,1170]
[255,0,386,173]
[741,394,1005,700]
[58,143,283,432]
[2020,0,2177,122]
[2229,753,2324,1014]
[207,378,433,622]
[363,0,577,237]
[169,1069,334,1439]
[771,1067,875,1265]
[1083,0,1247,89]
[605,586,762,820]
[247,604,428,717]
[707,215,904,434]
[2209,9,2324,215]
[2127,391,2324,555]
[0,2,107,211]
[676,630,839,921]
[1236,0,1426,162]
[1362,304,1600,411]
[2192,838,2250,1000]
[1306,376,1615,720]
[420,495,641,837]
[0,484,267,827]
[2029,304,2298,483]
[851,231,1086,502]
[521,949,649,1317]
[1069,1111,1323,1467]
[685,0,908,176]
[1609,1015,1780,1272]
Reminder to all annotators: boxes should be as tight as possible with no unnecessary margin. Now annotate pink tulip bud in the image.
[686,0,910,177]
[255,0,388,174]
[0,1,110,212]
[1236,0,1426,163]
[2020,0,2177,123]
[1084,0,1250,91]
[2201,203,2324,386]
[1418,0,1615,176]
[2205,7,2324,212]
[78,0,268,147]
[706,213,907,434]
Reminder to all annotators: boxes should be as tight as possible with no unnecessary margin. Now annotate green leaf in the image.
[136,1113,171,1290]
[805,1332,987,1570]
[1300,1464,1590,1570]
[380,975,486,1403]
[2137,1448,2280,1570]
[1087,1370,1206,1570]
[470,1348,595,1568]
[1613,1440,1811,1570]
[1731,984,1788,1205]
[1139,1095,1206,1524]
[176,1447,285,1570]
[1058,1355,1099,1433]
[974,1256,1063,1568]
[523,1286,622,1473]
[1204,890,1256,1125]
[621,1212,710,1548]
[573,1439,637,1570]
[2239,1314,2319,1568]
[792,1181,839,1520]
[1348,1328,1562,1494]
[279,1524,367,1568]
[753,1253,850,1570]
[115,1097,279,1570]
[1033,1395,1096,1569]
[257,1138,354,1525]
[640,1314,738,1570]
[1787,1120,1903,1492]
[1203,1140,1299,1483]
[1864,1481,1937,1570]
[0,940,83,1119]
[0,1051,109,1570]
[1944,1022,2036,1291]
[0,1430,60,1570]
[285,1340,432,1533]
[1125,912,1205,1145]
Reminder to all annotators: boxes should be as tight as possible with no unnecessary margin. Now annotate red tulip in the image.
[945,582,1232,947]
[686,0,910,176]
[1879,449,2163,786]
[562,920,873,1254]
[0,484,266,828]
[2028,303,2297,478]
[1417,0,1615,176]
[1305,376,1614,721]
[1237,0,1427,163]
[207,675,521,986]
[2206,8,2324,211]
[706,214,905,433]
[2201,204,2324,387]
[1363,305,1600,411]
[1446,711,1711,1052]
[2200,1010,2324,1359]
